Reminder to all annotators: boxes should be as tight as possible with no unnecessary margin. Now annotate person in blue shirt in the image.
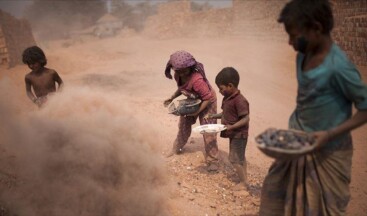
[259,0,367,215]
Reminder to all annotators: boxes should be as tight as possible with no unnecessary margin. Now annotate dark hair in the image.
[22,46,47,66]
[278,0,334,34]
[215,67,240,88]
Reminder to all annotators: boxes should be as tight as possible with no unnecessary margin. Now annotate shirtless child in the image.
[23,46,63,107]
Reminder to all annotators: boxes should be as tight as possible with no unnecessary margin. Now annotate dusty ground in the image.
[0,35,366,215]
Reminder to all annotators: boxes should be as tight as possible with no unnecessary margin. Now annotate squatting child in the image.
[163,50,219,169]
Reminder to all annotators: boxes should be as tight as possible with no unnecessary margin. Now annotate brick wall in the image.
[0,10,36,68]
[332,0,367,66]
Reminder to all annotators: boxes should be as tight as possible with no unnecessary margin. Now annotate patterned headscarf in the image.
[164,50,207,81]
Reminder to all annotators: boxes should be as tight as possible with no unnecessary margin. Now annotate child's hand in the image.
[34,98,45,107]
[33,98,41,105]
[225,125,234,131]
[185,111,199,117]
[163,98,173,107]
[203,114,212,120]
[310,130,330,150]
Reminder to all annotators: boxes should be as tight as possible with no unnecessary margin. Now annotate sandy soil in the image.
[0,35,366,215]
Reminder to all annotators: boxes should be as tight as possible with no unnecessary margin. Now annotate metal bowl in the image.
[255,128,316,160]
[168,99,202,116]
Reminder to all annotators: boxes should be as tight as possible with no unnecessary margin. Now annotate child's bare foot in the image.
[206,158,219,172]
[165,151,175,158]
[231,183,247,191]
[165,148,183,158]
[207,163,219,172]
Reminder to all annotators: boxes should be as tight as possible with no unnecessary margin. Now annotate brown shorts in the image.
[229,138,247,165]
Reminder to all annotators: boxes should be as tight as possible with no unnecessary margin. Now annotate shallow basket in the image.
[255,128,316,160]
[168,99,201,116]
[192,124,226,134]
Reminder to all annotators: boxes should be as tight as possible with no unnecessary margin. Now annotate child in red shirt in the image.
[164,51,219,165]
[207,67,250,190]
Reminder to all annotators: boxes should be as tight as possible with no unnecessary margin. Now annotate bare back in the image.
[25,68,63,98]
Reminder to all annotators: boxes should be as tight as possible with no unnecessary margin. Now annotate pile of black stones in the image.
[256,128,315,150]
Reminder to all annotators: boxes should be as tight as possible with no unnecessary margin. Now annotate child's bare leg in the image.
[232,163,247,190]
[203,133,219,161]
[166,116,194,157]
[198,103,218,161]
[229,138,248,190]
[202,133,220,171]
[243,160,248,185]
[234,160,248,185]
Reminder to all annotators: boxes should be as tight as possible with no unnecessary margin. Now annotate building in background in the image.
[0,9,36,68]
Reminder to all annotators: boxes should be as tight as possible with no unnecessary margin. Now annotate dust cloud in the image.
[0,80,168,216]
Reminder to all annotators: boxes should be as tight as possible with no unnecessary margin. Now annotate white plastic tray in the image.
[193,124,226,134]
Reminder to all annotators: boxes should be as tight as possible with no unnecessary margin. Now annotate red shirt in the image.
[220,90,249,138]
[175,72,216,103]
